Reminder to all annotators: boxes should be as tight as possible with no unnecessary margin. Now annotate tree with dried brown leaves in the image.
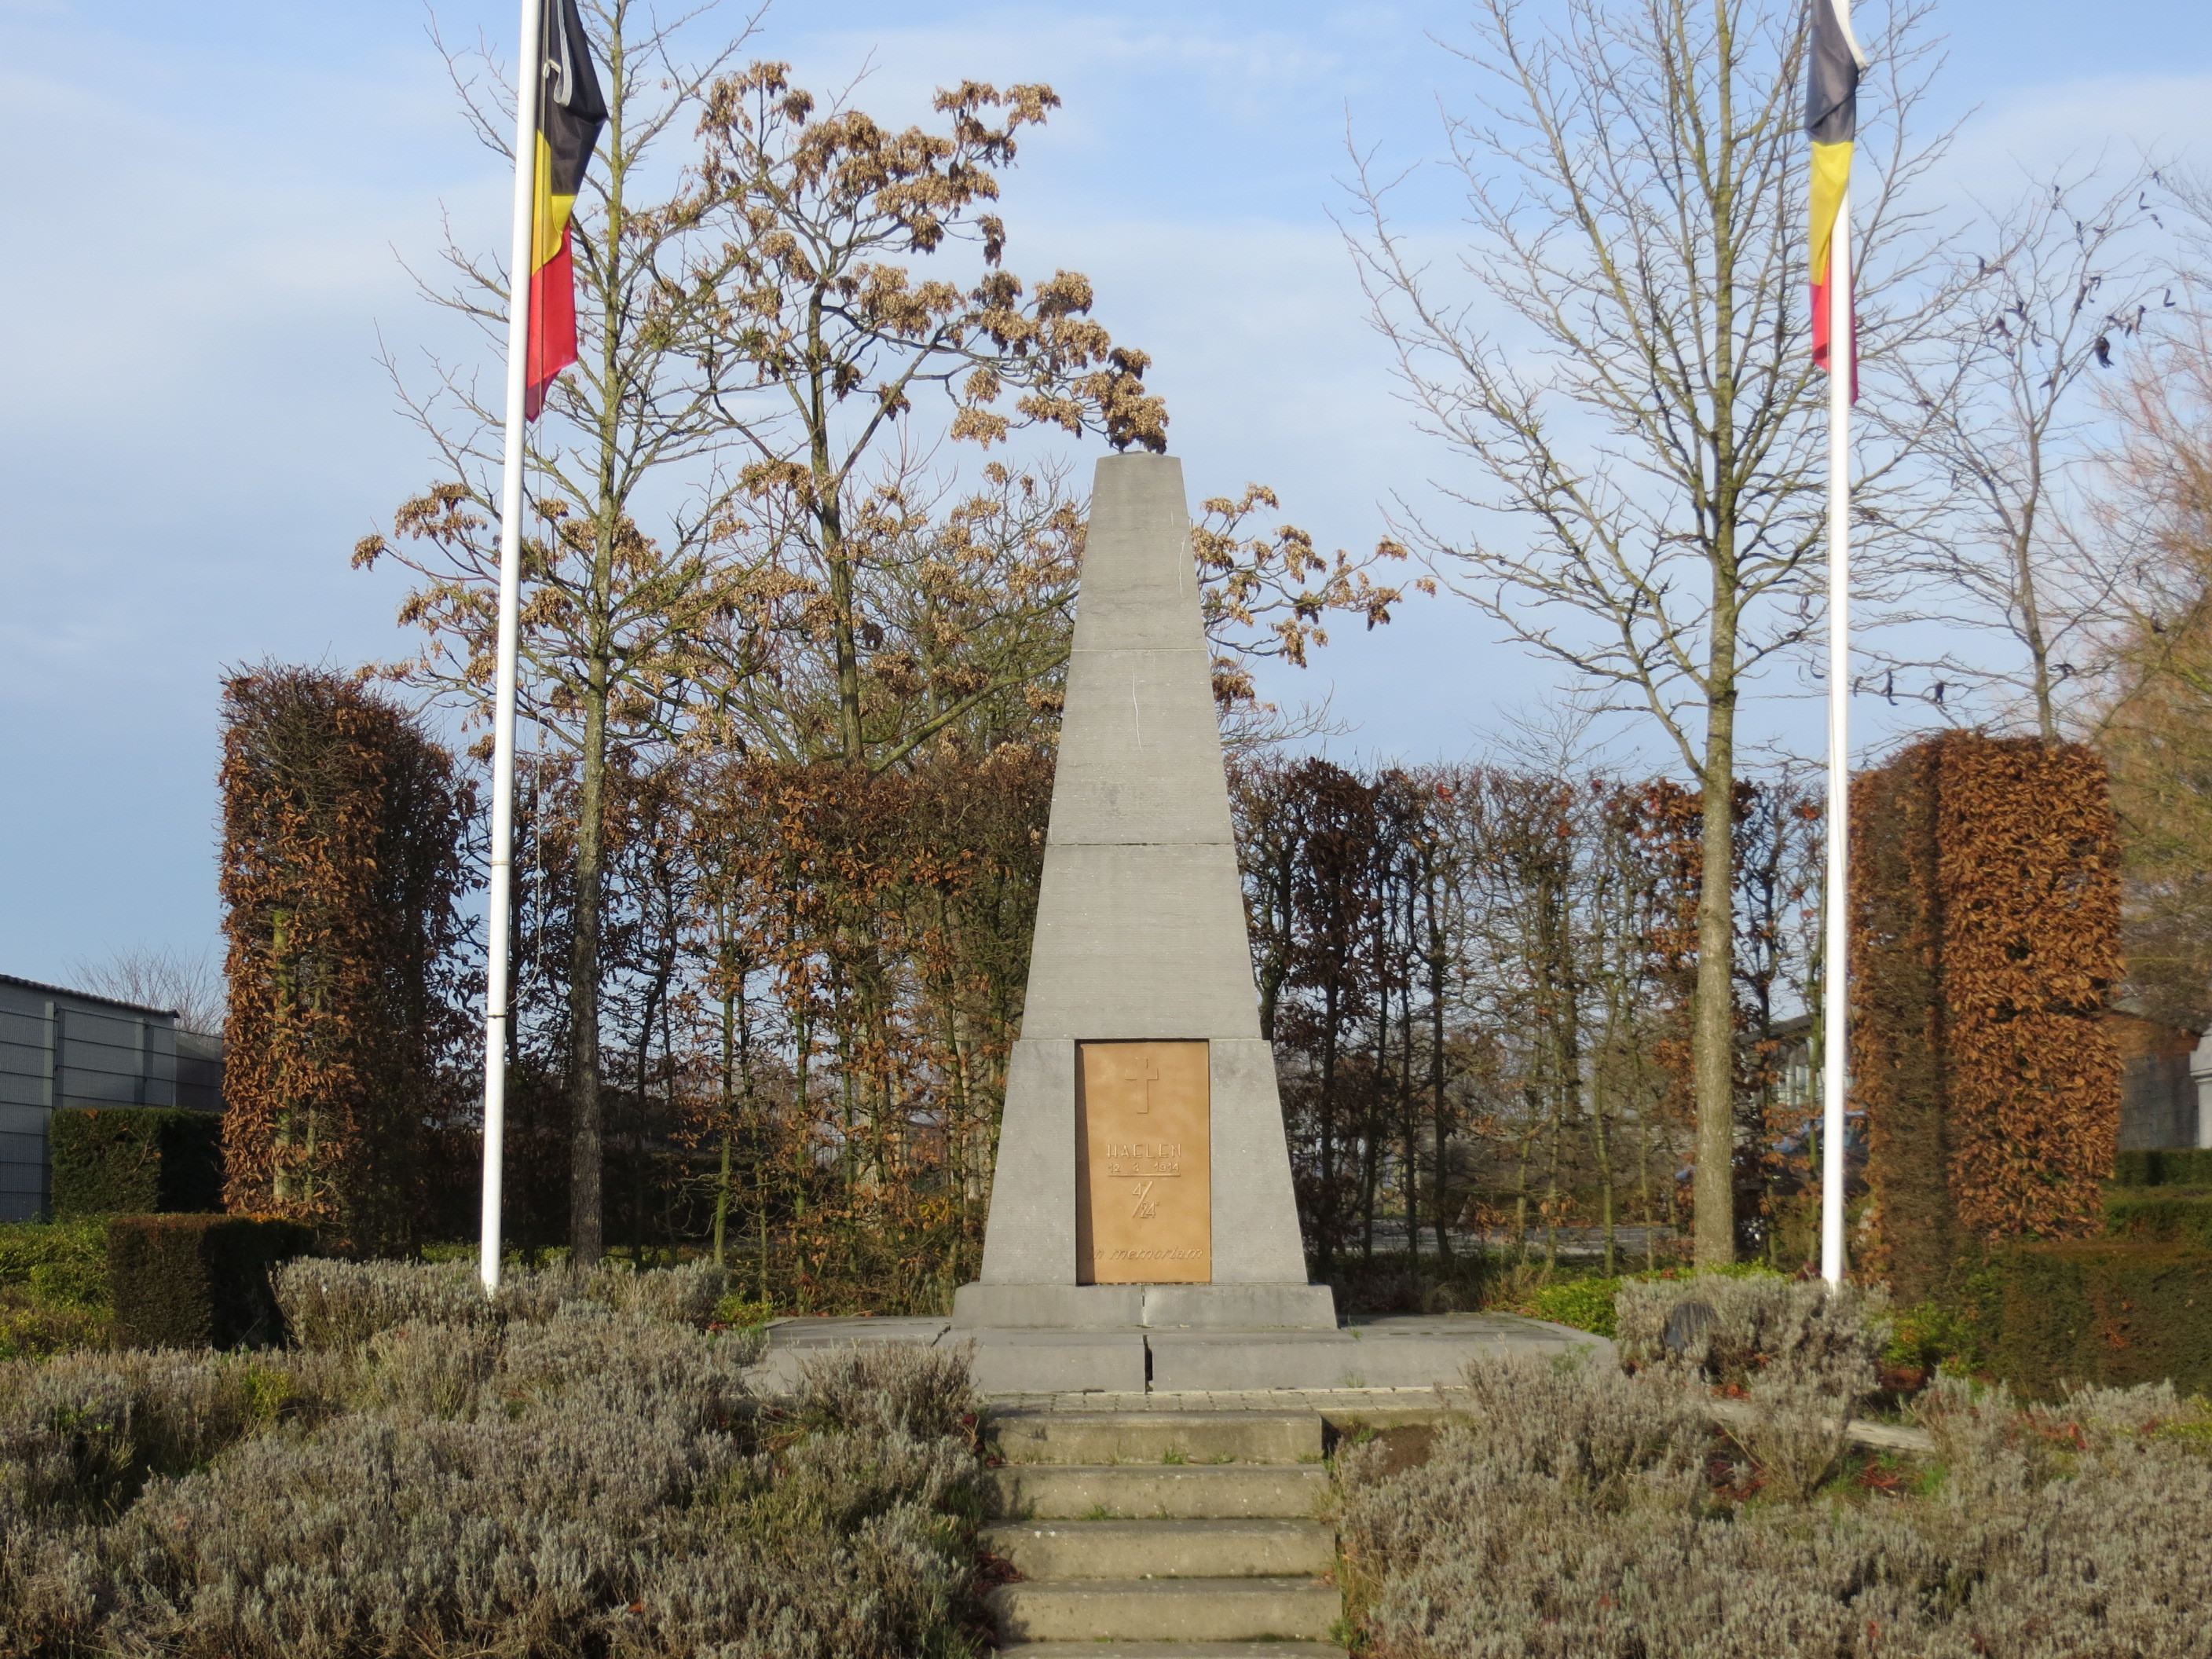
[2081,300,2212,1031]
[689,63,1166,766]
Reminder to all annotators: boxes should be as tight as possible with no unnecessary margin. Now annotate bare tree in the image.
[1881,165,2165,742]
[1346,0,1943,1263]
[69,947,227,1035]
[2080,290,2212,1029]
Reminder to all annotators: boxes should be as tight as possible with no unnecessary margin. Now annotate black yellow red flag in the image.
[526,0,606,420]
[1804,0,1864,395]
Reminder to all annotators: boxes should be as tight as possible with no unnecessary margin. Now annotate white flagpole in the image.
[481,0,545,1295]
[1820,185,1852,1286]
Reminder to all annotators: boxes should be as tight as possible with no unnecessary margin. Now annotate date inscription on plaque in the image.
[1075,1040,1210,1284]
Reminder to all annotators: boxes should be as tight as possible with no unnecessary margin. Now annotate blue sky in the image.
[4,0,2210,984]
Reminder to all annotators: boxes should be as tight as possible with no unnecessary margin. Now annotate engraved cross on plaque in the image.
[1119,1054,1163,1114]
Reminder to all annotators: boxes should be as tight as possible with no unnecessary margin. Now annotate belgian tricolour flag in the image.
[1804,0,1865,395]
[526,0,607,420]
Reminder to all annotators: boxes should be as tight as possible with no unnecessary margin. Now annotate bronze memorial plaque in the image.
[1075,1040,1211,1284]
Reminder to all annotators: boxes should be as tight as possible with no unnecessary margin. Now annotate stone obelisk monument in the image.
[953,453,1336,1331]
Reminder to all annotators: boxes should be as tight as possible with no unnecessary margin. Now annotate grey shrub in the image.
[1339,1346,2212,1657]
[273,1257,732,1353]
[0,1302,976,1657]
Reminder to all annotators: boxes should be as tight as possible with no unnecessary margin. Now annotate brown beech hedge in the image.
[1851,732,2122,1302]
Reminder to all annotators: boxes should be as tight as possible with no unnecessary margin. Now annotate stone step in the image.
[991,1409,1324,1467]
[987,1577,1343,1645]
[984,1518,1335,1580]
[983,1463,1331,1520]
[994,1644,1346,1658]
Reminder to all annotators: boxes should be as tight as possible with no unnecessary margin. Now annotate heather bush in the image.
[270,1255,728,1350]
[790,1340,982,1441]
[0,1295,980,1657]
[270,1257,491,1349]
[1614,1270,1888,1393]
[0,1350,307,1525]
[1497,1262,1781,1339]
[1340,1324,2212,1655]
[1612,1273,1888,1503]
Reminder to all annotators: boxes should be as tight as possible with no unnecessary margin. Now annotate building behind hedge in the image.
[2111,1004,2212,1152]
[0,974,224,1221]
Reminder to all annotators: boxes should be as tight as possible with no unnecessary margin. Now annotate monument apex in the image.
[953,452,1335,1332]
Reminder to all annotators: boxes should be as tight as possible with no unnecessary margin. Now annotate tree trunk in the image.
[568,683,607,1266]
[566,23,629,1271]
[1429,884,1452,1263]
[1691,655,1740,1266]
[2010,518,2060,745]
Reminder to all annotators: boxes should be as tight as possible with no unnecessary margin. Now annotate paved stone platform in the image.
[745,1309,1610,1395]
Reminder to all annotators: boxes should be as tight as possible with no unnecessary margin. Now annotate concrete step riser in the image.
[983,1464,1330,1520]
[985,1519,1335,1580]
[988,1580,1342,1644]
[991,1411,1324,1467]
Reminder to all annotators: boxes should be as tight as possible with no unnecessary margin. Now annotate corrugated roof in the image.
[0,973,179,1020]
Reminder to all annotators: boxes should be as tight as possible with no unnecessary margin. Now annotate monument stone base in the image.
[748,1310,1610,1396]
[951,1280,1339,1331]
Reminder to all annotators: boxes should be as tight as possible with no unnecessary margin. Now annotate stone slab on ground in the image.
[983,1518,1335,1580]
[958,1329,1153,1394]
[746,1311,1610,1396]
[983,1463,1331,1520]
[740,1316,950,1394]
[1146,1313,1606,1391]
[989,1388,1474,1421]
[954,1281,1337,1331]
[994,1646,1346,1659]
[988,1577,1342,1644]
[991,1408,1324,1465]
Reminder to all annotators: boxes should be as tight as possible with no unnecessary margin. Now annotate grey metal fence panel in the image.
[0,1148,44,1190]
[56,1069,145,1108]
[175,1031,225,1115]
[0,1075,47,1108]
[0,977,229,1218]
[0,1039,51,1081]
[0,1011,49,1048]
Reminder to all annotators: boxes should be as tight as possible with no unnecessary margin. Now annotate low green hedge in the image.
[1971,1240,2212,1400]
[2106,1188,2212,1247]
[53,1108,225,1218]
[106,1215,316,1350]
[2113,1148,2212,1188]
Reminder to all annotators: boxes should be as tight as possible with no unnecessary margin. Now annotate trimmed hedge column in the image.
[105,1215,316,1349]
[1851,733,2122,1302]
